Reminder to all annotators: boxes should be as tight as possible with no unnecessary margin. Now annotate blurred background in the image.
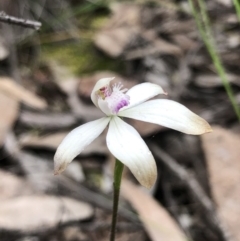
[0,0,240,241]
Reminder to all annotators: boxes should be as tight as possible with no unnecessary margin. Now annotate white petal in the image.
[90,77,115,107]
[119,82,166,111]
[54,117,110,175]
[107,116,157,188]
[119,99,212,135]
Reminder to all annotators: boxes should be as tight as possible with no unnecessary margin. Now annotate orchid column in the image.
[54,77,212,240]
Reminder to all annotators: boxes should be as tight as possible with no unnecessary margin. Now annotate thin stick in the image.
[110,159,124,241]
[0,11,42,30]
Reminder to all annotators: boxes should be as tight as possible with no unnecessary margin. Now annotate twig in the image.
[150,143,234,241]
[0,11,41,30]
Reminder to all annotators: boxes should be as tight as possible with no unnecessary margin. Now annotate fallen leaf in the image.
[0,195,93,231]
[0,36,9,60]
[94,3,141,57]
[172,34,199,51]
[125,38,182,60]
[63,226,88,241]
[201,126,240,240]
[19,132,69,149]
[19,131,108,155]
[95,27,137,58]
[0,170,32,200]
[0,77,47,109]
[0,93,19,146]
[121,180,187,241]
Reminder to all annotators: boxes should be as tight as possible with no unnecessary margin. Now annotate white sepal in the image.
[106,116,157,188]
[119,99,212,135]
[54,117,110,175]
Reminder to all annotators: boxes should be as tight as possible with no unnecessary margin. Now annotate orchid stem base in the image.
[110,159,124,241]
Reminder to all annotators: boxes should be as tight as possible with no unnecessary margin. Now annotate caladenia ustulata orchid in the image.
[54,77,212,241]
[54,77,212,189]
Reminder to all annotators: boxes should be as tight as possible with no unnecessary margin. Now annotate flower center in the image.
[96,82,130,114]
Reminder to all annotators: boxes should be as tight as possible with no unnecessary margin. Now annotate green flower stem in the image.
[110,159,124,241]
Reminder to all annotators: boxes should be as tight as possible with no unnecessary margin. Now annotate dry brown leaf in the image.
[0,92,19,146]
[110,3,141,27]
[57,78,79,95]
[95,27,137,58]
[19,131,108,155]
[0,36,8,60]
[19,132,69,149]
[172,34,199,51]
[121,180,187,241]
[63,226,88,241]
[0,170,33,200]
[0,195,93,231]
[0,77,47,109]
[46,62,80,94]
[201,126,240,240]
[94,3,141,57]
[125,38,182,60]
[142,30,182,56]
[159,20,195,34]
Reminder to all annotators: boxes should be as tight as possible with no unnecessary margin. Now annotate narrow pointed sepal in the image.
[54,117,110,175]
[119,99,212,135]
[107,116,157,188]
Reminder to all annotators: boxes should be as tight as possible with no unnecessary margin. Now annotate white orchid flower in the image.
[54,77,212,188]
